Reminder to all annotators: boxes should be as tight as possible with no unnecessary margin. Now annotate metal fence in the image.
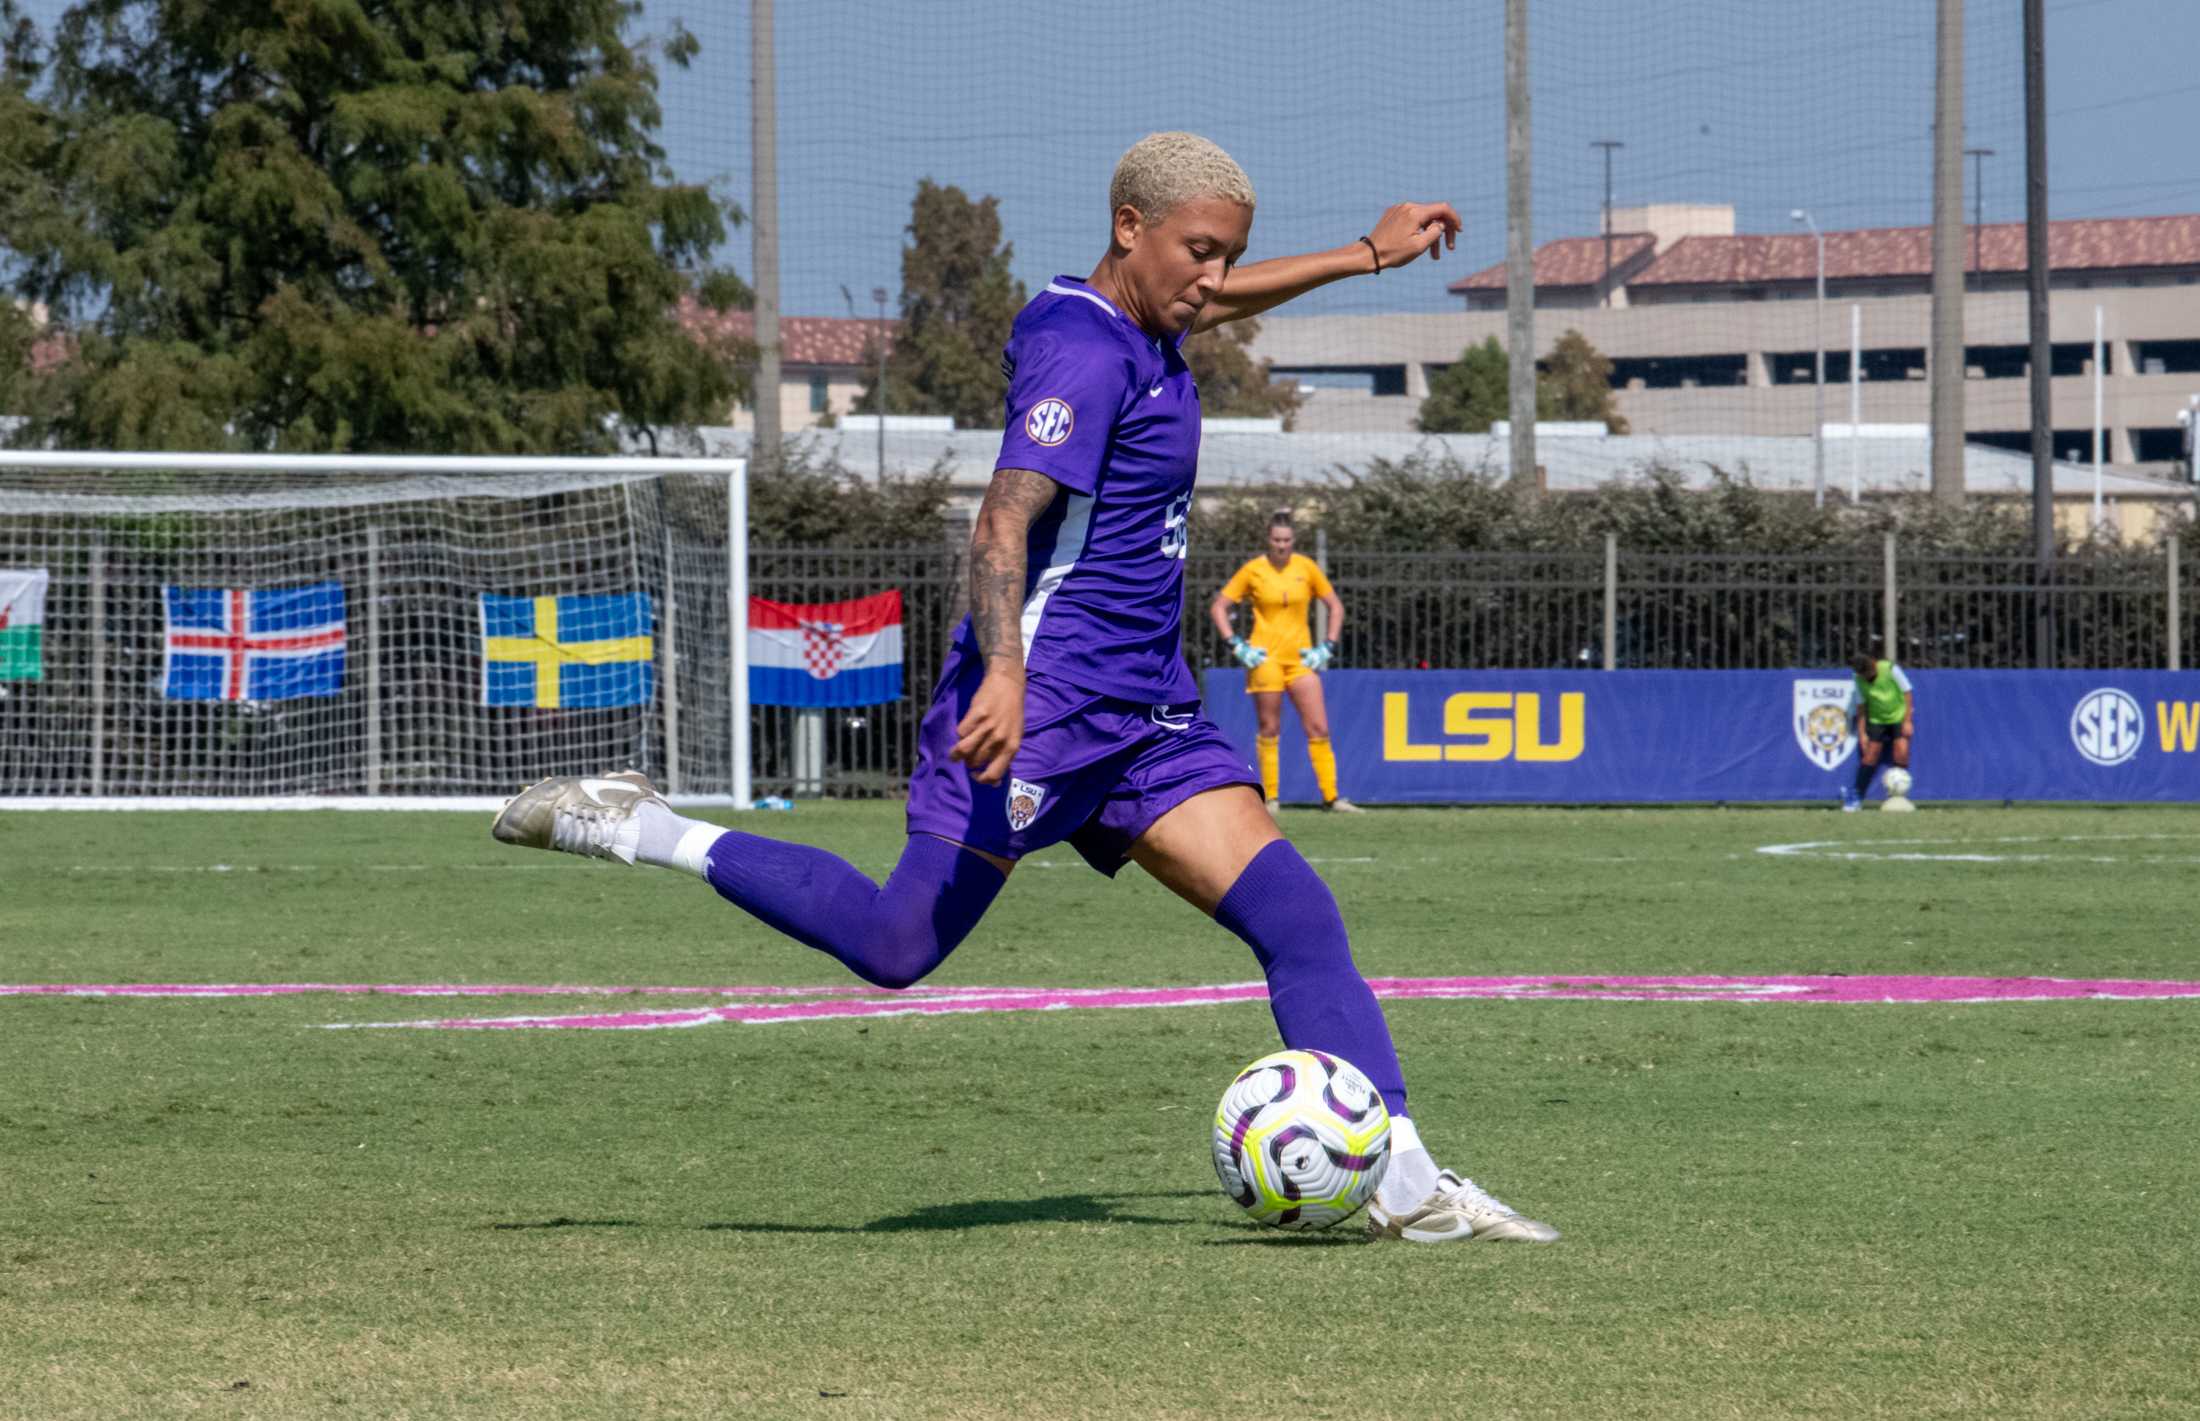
[754,536,2188,796]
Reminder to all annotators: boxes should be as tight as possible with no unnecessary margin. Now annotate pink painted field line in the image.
[340,973,2200,1030]
[9,975,2199,1030]
[0,981,903,999]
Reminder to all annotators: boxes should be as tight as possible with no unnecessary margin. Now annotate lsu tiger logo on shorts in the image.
[1792,678,1856,770]
[1025,398,1074,447]
[1007,777,1049,832]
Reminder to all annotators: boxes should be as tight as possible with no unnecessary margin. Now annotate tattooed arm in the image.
[951,467,1063,785]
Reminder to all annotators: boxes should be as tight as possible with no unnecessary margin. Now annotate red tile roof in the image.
[1451,233,1656,291]
[1454,214,2200,295]
[1630,214,2200,286]
[675,296,897,367]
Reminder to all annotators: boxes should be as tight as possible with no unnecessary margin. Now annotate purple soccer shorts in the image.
[905,642,1260,875]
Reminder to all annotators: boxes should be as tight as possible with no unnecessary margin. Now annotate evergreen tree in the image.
[866,180,1025,430]
[0,0,747,452]
[1537,328,1629,433]
[1184,316,1302,426]
[1415,335,1510,433]
[1415,329,1627,435]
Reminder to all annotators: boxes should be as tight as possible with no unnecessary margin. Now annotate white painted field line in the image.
[1758,832,2200,864]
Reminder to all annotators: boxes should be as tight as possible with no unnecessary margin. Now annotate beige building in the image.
[676,298,897,433]
[1249,208,2200,472]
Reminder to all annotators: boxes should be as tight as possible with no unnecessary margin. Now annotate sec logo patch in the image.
[1025,397,1074,446]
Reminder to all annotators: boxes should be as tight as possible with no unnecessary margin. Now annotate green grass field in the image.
[4,803,2198,1420]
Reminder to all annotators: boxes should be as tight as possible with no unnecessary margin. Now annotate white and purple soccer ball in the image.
[1212,1049,1391,1230]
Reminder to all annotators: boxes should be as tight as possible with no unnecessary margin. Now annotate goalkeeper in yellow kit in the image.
[1209,510,1361,814]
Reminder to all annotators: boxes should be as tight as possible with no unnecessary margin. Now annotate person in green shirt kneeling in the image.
[1844,653,1914,811]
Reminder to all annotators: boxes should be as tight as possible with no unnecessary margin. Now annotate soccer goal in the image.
[0,451,754,809]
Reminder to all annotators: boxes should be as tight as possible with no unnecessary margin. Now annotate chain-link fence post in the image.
[1603,534,1618,671]
[1883,532,1899,659]
[2171,535,2183,672]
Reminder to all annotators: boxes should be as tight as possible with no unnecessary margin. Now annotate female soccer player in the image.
[492,133,1556,1245]
[1210,509,1360,815]
[1844,651,1916,811]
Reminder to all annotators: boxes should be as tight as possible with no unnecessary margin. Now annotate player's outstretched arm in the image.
[954,467,1061,785]
[1195,202,1461,331]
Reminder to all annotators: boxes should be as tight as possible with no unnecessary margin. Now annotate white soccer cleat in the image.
[1325,797,1366,814]
[490,770,664,865]
[1366,1169,1560,1244]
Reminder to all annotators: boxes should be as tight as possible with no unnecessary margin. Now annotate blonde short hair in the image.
[1109,132,1255,224]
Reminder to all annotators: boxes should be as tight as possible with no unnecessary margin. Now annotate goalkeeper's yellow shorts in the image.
[1246,649,1311,695]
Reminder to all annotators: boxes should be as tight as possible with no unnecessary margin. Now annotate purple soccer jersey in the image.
[907,277,1259,869]
[962,276,1202,706]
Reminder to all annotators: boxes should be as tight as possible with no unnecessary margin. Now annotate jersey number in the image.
[1159,492,1191,561]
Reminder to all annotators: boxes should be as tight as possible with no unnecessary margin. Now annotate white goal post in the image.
[0,451,753,810]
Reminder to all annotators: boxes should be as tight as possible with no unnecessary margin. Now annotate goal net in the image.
[0,453,749,807]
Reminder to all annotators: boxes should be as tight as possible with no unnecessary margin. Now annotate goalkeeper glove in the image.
[1228,635,1268,669]
[1301,639,1338,672]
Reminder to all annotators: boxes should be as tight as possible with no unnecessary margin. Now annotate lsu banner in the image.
[480,592,654,709]
[0,567,47,681]
[1201,669,2200,803]
[163,583,347,701]
[749,590,904,707]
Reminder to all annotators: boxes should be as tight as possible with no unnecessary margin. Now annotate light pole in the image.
[1964,147,1995,292]
[1792,208,1826,508]
[1592,139,1624,306]
[873,286,890,480]
[843,282,890,479]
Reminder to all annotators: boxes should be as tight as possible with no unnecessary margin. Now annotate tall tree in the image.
[0,0,748,453]
[1184,316,1302,427]
[1416,336,1511,433]
[1537,328,1629,433]
[1416,330,1627,435]
[866,179,1025,430]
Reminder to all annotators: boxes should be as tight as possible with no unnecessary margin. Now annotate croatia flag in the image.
[162,583,347,701]
[749,590,904,707]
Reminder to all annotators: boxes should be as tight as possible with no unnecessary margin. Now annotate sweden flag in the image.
[479,592,655,709]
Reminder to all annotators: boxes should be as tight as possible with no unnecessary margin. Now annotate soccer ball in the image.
[1882,767,1913,798]
[1212,1049,1391,1230]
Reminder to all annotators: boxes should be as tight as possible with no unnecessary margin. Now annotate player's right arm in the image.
[959,301,1133,781]
[1207,588,1240,644]
[1210,561,1266,667]
[1210,560,1253,642]
[953,467,1063,786]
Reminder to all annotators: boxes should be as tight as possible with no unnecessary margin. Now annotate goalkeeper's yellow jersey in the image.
[1220,553,1332,656]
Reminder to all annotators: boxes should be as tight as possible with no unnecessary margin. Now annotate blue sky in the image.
[14,0,2197,319]
[646,0,2199,317]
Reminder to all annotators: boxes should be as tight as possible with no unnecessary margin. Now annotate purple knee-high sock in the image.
[701,832,1005,990]
[1212,839,1409,1117]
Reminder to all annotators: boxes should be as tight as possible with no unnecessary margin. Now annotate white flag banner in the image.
[0,567,49,681]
